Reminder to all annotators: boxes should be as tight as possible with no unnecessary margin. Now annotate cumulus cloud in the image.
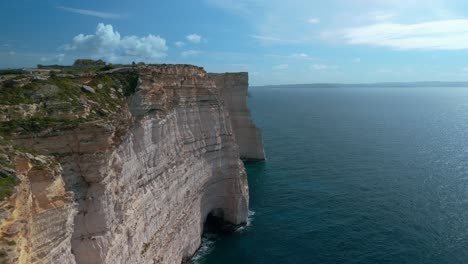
[58,6,123,19]
[64,23,168,62]
[273,64,288,70]
[186,34,203,44]
[337,19,468,50]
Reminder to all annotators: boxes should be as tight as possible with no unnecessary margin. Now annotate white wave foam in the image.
[236,210,255,232]
[191,234,217,264]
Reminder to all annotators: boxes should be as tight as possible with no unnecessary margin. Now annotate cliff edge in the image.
[210,73,265,161]
[0,64,264,264]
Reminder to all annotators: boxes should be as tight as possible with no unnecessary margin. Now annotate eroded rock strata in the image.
[210,73,265,160]
[0,64,264,263]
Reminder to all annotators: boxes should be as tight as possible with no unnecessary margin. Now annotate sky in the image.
[2,0,468,85]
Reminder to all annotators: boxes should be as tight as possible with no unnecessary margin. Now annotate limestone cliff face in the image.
[210,73,265,160]
[0,64,263,264]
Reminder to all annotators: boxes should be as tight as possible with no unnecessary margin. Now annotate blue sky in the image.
[2,0,468,85]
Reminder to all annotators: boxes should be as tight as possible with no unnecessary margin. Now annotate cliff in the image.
[210,73,265,161]
[0,64,264,263]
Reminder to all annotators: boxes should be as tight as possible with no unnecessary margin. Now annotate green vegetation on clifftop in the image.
[0,61,139,201]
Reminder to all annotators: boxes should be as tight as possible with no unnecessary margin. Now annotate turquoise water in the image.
[195,87,468,264]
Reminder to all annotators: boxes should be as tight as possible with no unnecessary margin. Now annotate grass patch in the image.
[0,117,85,135]
[0,174,17,201]
[0,69,23,76]
[0,81,37,105]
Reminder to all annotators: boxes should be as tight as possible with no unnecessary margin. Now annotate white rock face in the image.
[210,73,265,160]
[5,65,262,264]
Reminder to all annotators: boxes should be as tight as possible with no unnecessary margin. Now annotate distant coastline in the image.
[252,81,468,88]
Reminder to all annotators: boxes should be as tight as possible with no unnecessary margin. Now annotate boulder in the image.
[81,85,96,94]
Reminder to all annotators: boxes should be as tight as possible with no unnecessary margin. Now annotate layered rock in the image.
[210,73,265,160]
[0,64,263,264]
[0,152,76,264]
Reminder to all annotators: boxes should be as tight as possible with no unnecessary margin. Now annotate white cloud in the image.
[8,51,15,56]
[57,6,123,19]
[308,17,320,24]
[208,0,462,47]
[175,41,185,48]
[369,11,396,22]
[64,23,168,62]
[461,67,468,72]
[273,64,288,70]
[181,50,202,57]
[353,58,361,63]
[186,34,204,44]
[337,19,468,50]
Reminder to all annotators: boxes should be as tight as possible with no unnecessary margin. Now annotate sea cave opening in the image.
[203,208,237,235]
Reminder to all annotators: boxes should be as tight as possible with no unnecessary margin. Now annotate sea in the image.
[193,86,468,264]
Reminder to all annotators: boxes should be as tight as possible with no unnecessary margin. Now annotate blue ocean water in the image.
[195,87,468,264]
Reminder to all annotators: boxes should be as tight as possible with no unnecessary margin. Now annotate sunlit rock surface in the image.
[0,64,263,264]
[210,73,265,160]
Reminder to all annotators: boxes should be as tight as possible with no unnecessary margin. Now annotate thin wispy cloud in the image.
[40,53,65,63]
[175,41,185,48]
[181,50,202,57]
[266,53,318,61]
[336,19,468,50]
[291,53,309,58]
[308,17,321,24]
[250,35,302,44]
[204,0,254,15]
[369,11,396,22]
[251,35,282,41]
[57,6,124,19]
[273,64,289,70]
[310,64,337,70]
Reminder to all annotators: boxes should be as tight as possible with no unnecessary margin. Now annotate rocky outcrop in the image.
[0,152,76,264]
[210,73,265,160]
[0,64,263,264]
